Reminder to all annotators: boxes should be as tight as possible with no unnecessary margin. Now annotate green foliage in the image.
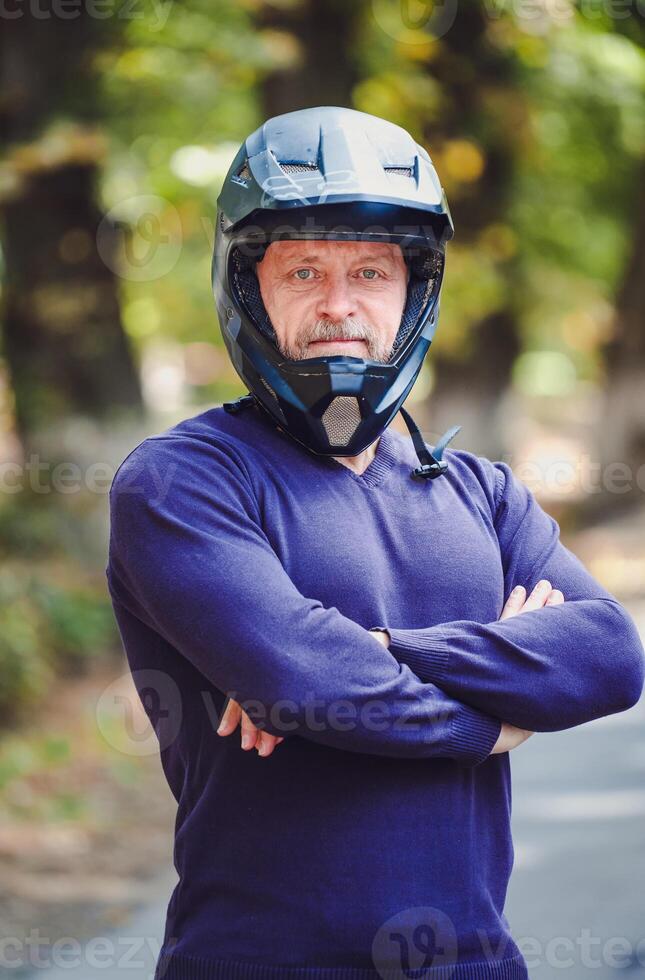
[30,581,117,675]
[0,497,63,559]
[0,732,85,822]
[0,568,118,727]
[0,594,52,727]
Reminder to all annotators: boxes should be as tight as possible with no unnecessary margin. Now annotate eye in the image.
[359,268,380,280]
[294,268,314,280]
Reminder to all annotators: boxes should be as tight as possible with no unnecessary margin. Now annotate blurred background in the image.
[0,1,644,977]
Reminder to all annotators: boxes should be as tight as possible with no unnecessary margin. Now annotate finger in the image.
[240,709,259,751]
[256,733,282,757]
[217,698,241,736]
[546,589,564,605]
[499,585,526,620]
[519,579,552,613]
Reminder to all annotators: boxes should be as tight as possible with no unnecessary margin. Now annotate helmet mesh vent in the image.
[280,162,319,174]
[384,166,413,177]
[237,161,251,180]
[321,397,362,447]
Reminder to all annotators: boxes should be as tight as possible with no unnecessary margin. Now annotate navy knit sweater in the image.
[106,400,645,980]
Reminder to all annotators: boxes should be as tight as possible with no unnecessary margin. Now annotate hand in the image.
[217,698,284,757]
[490,579,565,754]
[499,579,564,620]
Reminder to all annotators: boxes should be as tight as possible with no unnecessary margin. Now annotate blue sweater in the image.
[106,401,645,980]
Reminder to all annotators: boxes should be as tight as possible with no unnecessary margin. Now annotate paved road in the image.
[21,869,177,980]
[505,602,645,979]
[31,604,645,980]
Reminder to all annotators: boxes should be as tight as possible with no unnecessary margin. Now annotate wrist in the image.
[369,628,391,648]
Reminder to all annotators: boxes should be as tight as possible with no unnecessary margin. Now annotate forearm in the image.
[379,599,645,732]
[110,572,500,764]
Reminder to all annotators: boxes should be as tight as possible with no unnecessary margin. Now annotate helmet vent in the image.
[237,161,251,180]
[260,377,277,399]
[321,397,362,447]
[384,165,413,177]
[280,162,320,174]
[259,377,287,422]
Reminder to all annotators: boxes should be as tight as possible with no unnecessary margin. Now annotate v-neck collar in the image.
[318,425,400,488]
[223,401,402,489]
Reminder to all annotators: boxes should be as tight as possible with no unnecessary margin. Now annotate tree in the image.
[255,0,367,118]
[592,161,645,516]
[417,0,524,457]
[0,6,142,445]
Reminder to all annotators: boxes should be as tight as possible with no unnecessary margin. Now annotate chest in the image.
[256,469,505,630]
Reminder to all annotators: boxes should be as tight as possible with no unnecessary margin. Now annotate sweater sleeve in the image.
[106,435,502,765]
[381,459,645,733]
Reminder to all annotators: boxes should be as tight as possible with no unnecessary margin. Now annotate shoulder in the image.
[445,445,560,549]
[440,446,510,518]
[109,407,263,515]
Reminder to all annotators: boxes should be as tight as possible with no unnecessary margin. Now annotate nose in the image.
[314,272,357,323]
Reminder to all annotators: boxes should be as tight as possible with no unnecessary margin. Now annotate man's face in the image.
[255,240,409,362]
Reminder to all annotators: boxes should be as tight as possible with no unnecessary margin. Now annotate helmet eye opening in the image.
[227,240,444,364]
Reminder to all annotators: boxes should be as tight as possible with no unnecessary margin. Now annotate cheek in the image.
[266,287,316,339]
[362,290,406,335]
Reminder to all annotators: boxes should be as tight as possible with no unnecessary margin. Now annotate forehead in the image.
[262,240,404,266]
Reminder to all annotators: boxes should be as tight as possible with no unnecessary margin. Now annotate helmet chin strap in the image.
[398,405,462,480]
[223,393,462,481]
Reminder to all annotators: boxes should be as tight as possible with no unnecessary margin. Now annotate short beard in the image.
[276,317,393,363]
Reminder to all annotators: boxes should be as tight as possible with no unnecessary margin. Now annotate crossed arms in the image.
[107,437,645,769]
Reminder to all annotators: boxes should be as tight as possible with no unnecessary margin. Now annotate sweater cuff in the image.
[373,625,501,766]
[446,701,502,767]
[381,625,453,685]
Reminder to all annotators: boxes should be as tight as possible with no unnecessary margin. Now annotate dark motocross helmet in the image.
[212,105,461,479]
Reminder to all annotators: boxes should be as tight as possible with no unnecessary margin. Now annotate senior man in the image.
[106,107,645,980]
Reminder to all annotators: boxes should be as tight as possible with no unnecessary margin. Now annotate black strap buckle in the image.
[412,459,449,481]
[399,405,461,481]
[223,393,256,415]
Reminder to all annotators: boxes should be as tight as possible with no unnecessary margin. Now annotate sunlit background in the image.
[0,1,644,977]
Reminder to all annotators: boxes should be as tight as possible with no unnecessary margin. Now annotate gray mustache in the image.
[306,318,373,343]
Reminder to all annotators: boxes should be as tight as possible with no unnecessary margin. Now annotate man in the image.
[107,107,645,980]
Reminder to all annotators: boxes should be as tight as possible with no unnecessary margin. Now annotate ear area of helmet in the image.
[402,246,444,281]
[228,245,278,346]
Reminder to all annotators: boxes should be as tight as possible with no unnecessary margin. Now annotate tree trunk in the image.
[256,0,366,117]
[0,6,143,447]
[417,0,523,458]
[426,308,522,459]
[581,164,645,520]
